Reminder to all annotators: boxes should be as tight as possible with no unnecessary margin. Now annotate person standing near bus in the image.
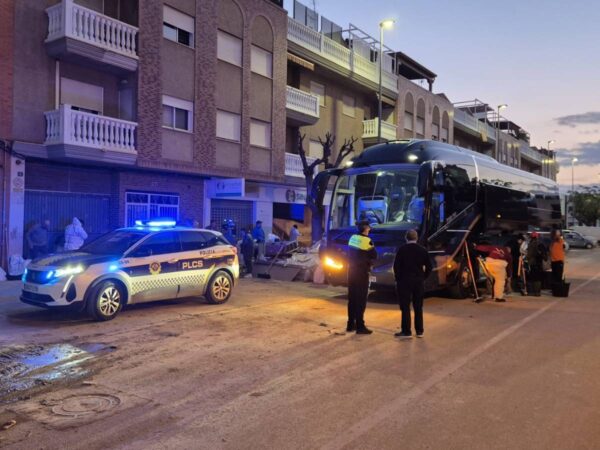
[550,229,566,284]
[475,243,512,302]
[393,229,432,338]
[526,232,546,296]
[347,220,377,334]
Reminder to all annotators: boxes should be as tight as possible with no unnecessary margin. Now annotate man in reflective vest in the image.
[347,220,378,334]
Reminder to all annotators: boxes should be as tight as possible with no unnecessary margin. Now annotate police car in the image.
[21,220,239,321]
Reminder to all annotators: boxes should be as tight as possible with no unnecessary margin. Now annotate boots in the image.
[346,320,356,332]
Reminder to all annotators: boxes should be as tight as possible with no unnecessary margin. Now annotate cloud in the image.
[555,112,600,127]
[556,141,600,165]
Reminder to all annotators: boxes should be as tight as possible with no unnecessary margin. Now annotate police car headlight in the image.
[50,265,85,279]
[323,256,344,271]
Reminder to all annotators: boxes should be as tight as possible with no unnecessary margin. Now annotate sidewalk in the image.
[0,280,23,299]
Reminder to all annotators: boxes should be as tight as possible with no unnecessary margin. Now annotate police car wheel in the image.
[206,271,233,304]
[87,281,123,321]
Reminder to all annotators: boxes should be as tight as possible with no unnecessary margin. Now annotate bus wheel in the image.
[448,265,472,299]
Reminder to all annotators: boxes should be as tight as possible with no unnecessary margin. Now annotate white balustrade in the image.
[362,118,397,141]
[44,105,137,154]
[520,145,544,163]
[46,0,138,59]
[286,86,319,119]
[285,153,319,178]
[287,18,398,93]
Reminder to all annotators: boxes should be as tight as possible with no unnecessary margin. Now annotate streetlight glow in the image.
[498,104,508,110]
[572,157,579,163]
[380,19,395,29]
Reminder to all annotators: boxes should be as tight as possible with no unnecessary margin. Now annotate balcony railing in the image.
[285,153,318,178]
[44,104,137,154]
[288,18,398,93]
[454,109,497,143]
[520,145,544,164]
[46,0,138,59]
[286,86,320,119]
[362,119,397,141]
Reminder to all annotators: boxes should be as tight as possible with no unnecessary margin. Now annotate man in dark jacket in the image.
[240,228,255,278]
[393,229,432,339]
[347,220,378,334]
[526,232,546,296]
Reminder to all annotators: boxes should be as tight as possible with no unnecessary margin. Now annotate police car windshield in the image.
[80,230,149,255]
[330,167,421,229]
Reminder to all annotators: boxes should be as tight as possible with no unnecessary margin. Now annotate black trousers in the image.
[348,272,369,328]
[551,261,564,284]
[396,278,425,335]
[242,251,253,274]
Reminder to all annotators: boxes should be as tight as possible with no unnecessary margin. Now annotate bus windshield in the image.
[329,167,422,229]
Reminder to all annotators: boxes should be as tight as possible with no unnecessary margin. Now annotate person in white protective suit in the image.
[64,217,88,251]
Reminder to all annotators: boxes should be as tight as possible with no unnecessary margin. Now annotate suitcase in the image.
[551,281,570,298]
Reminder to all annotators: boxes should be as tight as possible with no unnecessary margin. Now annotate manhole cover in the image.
[51,394,121,418]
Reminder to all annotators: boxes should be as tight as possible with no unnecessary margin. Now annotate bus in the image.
[315,139,562,297]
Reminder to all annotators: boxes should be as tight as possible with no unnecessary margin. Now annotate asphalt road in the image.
[0,249,599,450]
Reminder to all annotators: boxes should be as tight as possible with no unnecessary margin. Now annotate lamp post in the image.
[546,140,555,178]
[378,19,395,143]
[570,157,578,226]
[495,104,507,161]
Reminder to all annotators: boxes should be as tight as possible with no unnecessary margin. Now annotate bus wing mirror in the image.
[418,161,445,196]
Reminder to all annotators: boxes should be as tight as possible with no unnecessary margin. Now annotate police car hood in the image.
[30,252,117,270]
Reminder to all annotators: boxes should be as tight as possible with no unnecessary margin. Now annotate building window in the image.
[403,112,413,131]
[250,119,272,148]
[432,123,440,140]
[251,45,273,78]
[125,192,179,227]
[342,95,355,117]
[217,30,242,66]
[416,117,425,136]
[441,127,449,143]
[216,110,241,142]
[162,95,193,132]
[163,5,194,48]
[310,81,325,107]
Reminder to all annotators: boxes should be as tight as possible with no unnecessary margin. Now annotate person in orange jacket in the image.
[549,229,566,284]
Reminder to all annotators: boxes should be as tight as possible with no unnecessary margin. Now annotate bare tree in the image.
[297,132,357,243]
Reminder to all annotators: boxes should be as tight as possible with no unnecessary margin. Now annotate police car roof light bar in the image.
[135,219,177,227]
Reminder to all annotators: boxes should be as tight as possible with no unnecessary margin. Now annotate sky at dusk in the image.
[284,0,600,186]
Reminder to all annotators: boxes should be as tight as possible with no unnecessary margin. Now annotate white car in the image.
[21,222,239,321]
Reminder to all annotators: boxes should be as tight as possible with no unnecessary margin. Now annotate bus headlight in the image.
[323,256,344,271]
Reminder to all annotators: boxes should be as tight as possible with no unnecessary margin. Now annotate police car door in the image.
[177,230,210,298]
[125,231,181,303]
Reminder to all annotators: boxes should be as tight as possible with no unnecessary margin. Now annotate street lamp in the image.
[378,19,395,143]
[570,157,578,226]
[495,104,508,161]
[546,140,555,177]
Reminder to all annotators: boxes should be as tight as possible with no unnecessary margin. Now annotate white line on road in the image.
[323,270,600,450]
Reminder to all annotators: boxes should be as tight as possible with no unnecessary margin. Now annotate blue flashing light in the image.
[147,220,177,227]
[21,268,28,282]
[46,271,55,280]
[134,219,177,228]
[109,264,119,272]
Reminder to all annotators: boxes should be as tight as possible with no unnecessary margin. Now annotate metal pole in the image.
[571,159,575,226]
[378,25,383,144]
[495,106,500,161]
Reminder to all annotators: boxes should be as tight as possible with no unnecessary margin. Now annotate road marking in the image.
[323,270,600,450]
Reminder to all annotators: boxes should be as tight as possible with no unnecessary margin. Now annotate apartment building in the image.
[0,0,293,262]
[452,100,557,181]
[279,1,454,239]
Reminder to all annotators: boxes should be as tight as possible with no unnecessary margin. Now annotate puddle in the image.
[0,343,114,404]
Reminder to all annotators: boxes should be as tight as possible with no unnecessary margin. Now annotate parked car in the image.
[563,230,596,249]
[21,220,239,321]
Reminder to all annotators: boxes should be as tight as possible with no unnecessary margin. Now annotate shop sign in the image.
[210,178,245,197]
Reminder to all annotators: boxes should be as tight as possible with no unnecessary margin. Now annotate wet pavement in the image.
[0,249,599,449]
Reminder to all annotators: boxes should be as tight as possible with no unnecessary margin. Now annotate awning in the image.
[287,52,314,71]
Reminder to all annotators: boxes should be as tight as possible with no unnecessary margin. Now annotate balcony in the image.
[285,153,319,178]
[44,104,137,165]
[286,86,320,125]
[519,145,544,165]
[362,119,397,142]
[453,109,497,143]
[45,0,138,74]
[287,18,398,94]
